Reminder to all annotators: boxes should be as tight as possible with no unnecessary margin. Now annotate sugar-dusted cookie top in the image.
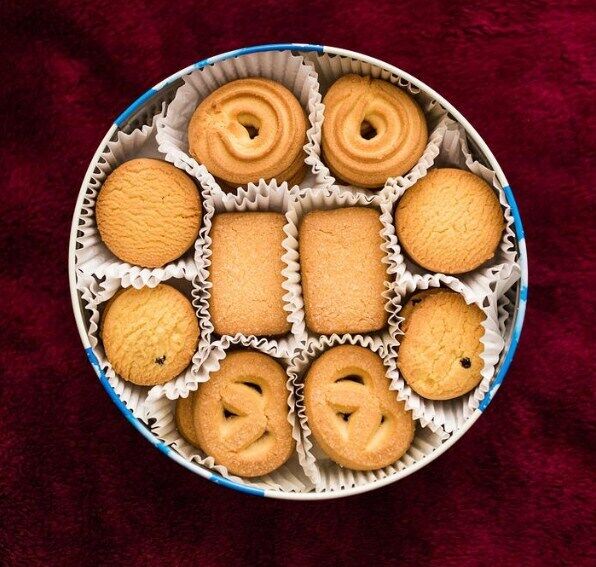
[209,212,290,336]
[193,351,295,477]
[304,344,414,470]
[299,207,387,335]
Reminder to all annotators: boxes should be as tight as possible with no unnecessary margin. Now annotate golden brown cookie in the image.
[101,284,199,386]
[299,207,388,334]
[304,345,414,470]
[193,351,295,477]
[188,78,308,188]
[395,168,504,274]
[397,289,485,400]
[209,212,290,336]
[96,158,201,268]
[322,74,428,188]
[175,392,200,447]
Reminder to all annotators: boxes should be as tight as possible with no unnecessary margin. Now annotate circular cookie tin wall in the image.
[69,43,528,500]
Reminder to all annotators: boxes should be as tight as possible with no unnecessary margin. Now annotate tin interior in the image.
[69,44,527,500]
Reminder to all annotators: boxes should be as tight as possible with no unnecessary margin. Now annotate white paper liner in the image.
[289,334,449,492]
[194,180,307,360]
[385,274,506,433]
[81,273,203,421]
[303,51,450,199]
[155,50,327,196]
[75,110,207,289]
[498,283,518,338]
[286,185,397,353]
[386,122,521,294]
[145,335,312,492]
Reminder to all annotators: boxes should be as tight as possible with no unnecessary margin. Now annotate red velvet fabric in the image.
[1,1,594,565]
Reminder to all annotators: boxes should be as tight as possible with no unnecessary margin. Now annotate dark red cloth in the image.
[1,1,594,565]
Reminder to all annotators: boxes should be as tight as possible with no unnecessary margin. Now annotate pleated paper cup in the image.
[70,44,528,499]
[195,180,307,360]
[284,185,398,354]
[307,51,450,199]
[80,273,201,422]
[74,110,207,289]
[385,122,520,293]
[289,334,448,492]
[145,335,312,493]
[156,50,327,196]
[385,274,506,433]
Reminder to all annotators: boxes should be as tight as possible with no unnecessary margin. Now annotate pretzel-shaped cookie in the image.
[193,351,295,477]
[304,345,414,470]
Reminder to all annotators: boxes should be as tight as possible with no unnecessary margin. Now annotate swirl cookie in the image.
[322,74,428,188]
[397,289,485,400]
[395,168,504,274]
[209,212,290,336]
[96,158,201,268]
[299,207,387,334]
[188,78,308,188]
[101,284,199,386]
[304,345,415,470]
[193,351,295,477]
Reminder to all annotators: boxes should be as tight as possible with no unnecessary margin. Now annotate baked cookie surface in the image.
[193,351,295,477]
[322,74,428,188]
[209,212,290,336]
[101,284,199,386]
[397,289,485,400]
[96,158,201,268]
[188,78,307,188]
[176,392,200,447]
[304,345,414,470]
[299,207,387,334]
[395,168,504,274]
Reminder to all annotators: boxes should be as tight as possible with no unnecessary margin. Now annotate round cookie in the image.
[175,392,200,447]
[193,351,295,477]
[304,345,415,471]
[397,289,485,400]
[188,78,308,188]
[101,284,199,386]
[395,168,504,274]
[96,158,201,268]
[322,74,428,188]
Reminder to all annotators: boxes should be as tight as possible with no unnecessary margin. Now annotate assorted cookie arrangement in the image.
[75,50,519,492]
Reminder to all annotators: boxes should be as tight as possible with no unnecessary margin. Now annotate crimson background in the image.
[1,1,594,565]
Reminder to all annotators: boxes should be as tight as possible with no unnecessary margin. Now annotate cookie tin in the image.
[69,43,528,500]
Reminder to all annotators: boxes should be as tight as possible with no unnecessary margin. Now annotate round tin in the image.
[69,43,528,500]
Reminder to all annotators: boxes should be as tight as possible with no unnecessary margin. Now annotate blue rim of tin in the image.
[70,43,528,500]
